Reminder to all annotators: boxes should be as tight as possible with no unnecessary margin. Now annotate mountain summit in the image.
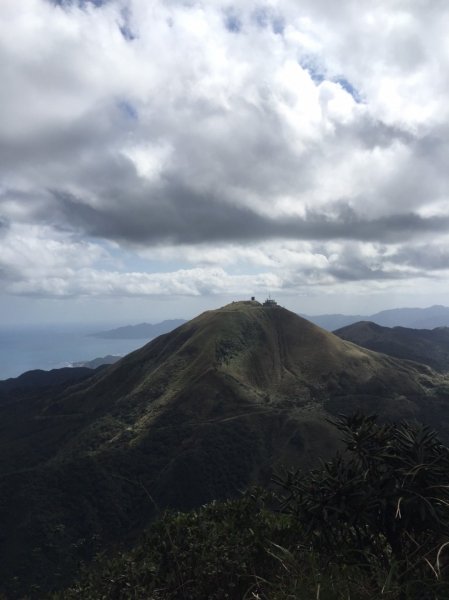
[61,300,440,410]
[2,301,449,595]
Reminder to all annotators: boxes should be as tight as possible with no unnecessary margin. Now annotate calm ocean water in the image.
[0,325,148,380]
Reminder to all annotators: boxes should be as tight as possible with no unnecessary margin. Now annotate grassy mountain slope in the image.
[2,301,449,596]
[335,321,449,372]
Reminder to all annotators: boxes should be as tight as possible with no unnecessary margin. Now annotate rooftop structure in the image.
[263,297,278,307]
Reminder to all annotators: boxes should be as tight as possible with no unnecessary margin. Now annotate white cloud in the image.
[2,223,448,301]
[1,0,449,311]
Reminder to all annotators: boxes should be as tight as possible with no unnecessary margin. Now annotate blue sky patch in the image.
[224,12,242,33]
[299,56,326,84]
[119,24,135,41]
[51,0,109,7]
[119,6,136,41]
[118,101,138,121]
[252,7,285,35]
[271,17,285,35]
[334,77,362,103]
[300,56,362,103]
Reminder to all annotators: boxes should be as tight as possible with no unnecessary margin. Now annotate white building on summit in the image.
[263,297,278,307]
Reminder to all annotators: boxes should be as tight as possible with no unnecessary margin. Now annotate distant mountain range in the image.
[304,304,449,331]
[72,354,121,369]
[88,306,449,340]
[89,318,186,339]
[2,300,449,596]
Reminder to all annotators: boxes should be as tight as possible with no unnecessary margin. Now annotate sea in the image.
[0,324,148,380]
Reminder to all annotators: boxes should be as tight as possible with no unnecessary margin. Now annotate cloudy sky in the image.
[2,0,449,325]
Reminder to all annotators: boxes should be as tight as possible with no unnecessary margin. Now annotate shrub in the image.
[274,414,449,596]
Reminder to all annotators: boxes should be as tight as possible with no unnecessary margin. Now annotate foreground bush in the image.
[55,491,287,599]
[57,415,449,599]
[275,414,449,598]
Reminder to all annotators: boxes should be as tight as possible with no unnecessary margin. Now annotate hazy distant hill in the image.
[304,305,449,331]
[301,312,364,330]
[90,319,186,339]
[72,354,121,369]
[335,321,449,372]
[2,301,449,596]
[371,305,449,328]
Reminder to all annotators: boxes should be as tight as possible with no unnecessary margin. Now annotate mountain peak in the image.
[222,299,262,308]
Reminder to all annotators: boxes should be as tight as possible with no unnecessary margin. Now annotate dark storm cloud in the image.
[389,245,449,272]
[52,187,449,246]
[0,101,136,173]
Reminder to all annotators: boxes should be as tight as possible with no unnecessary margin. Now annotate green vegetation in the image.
[3,303,449,596]
[56,416,449,600]
[335,320,449,373]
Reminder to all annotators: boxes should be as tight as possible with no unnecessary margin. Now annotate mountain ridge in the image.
[304,304,449,331]
[89,318,187,339]
[335,320,449,372]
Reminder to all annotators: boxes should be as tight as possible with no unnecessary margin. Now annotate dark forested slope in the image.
[335,321,449,372]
